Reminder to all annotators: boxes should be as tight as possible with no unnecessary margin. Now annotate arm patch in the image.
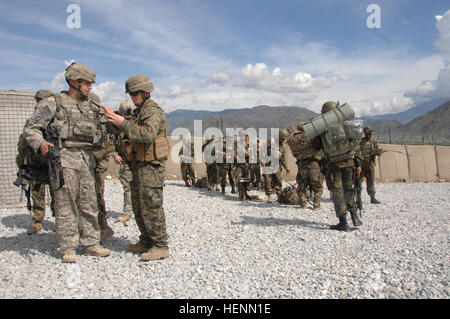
[32,105,53,124]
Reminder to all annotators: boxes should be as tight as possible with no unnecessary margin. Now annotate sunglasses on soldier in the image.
[129,91,141,97]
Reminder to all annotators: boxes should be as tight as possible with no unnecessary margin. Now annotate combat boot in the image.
[370,195,381,204]
[140,246,170,261]
[62,249,76,263]
[267,194,273,203]
[313,203,322,211]
[83,245,111,257]
[215,184,221,191]
[207,184,212,190]
[100,220,114,242]
[231,184,236,194]
[349,210,363,227]
[117,214,131,223]
[221,186,225,195]
[299,201,307,209]
[26,222,42,235]
[127,241,150,253]
[330,215,350,231]
[185,180,191,187]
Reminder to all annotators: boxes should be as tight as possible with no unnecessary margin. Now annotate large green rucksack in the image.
[321,122,361,162]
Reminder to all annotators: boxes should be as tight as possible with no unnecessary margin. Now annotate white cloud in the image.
[92,81,128,109]
[404,10,450,103]
[234,63,338,93]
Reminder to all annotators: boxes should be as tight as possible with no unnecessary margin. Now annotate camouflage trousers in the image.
[54,166,100,252]
[263,167,283,196]
[119,162,133,216]
[95,157,109,225]
[250,163,262,188]
[360,162,376,196]
[296,160,323,204]
[329,164,357,217]
[206,163,219,187]
[180,163,195,182]
[131,163,168,249]
[219,163,235,188]
[31,182,55,223]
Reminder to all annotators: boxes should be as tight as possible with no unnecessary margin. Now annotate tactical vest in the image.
[52,93,106,149]
[131,100,169,162]
[321,122,361,162]
[360,138,374,161]
[287,132,321,160]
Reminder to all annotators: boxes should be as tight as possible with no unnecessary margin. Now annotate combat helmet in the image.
[279,128,290,140]
[65,62,96,83]
[125,74,154,94]
[321,101,338,114]
[88,92,101,104]
[119,100,136,116]
[34,90,53,101]
[297,121,305,131]
[363,126,374,134]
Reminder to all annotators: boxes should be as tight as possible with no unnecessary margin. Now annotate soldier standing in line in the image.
[89,92,115,243]
[104,74,170,261]
[179,139,196,187]
[114,100,136,223]
[262,130,290,203]
[249,139,262,190]
[219,135,236,195]
[17,90,55,235]
[360,126,384,204]
[285,123,324,210]
[202,135,220,191]
[317,101,363,231]
[23,63,111,262]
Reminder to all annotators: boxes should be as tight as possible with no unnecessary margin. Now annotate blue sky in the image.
[0,0,449,115]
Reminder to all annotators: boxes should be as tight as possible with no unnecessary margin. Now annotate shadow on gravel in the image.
[1,213,56,232]
[0,214,59,259]
[232,215,330,230]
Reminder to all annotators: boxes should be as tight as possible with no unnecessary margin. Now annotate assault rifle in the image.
[354,170,363,216]
[44,123,65,190]
[13,168,32,212]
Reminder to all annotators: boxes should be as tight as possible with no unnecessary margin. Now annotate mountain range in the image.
[166,99,450,145]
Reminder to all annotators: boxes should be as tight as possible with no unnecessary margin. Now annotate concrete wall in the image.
[106,140,450,183]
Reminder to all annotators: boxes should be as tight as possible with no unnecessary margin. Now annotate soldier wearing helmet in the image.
[23,63,112,262]
[105,74,170,261]
[316,100,363,231]
[262,129,290,203]
[284,123,324,209]
[17,90,56,236]
[360,126,384,204]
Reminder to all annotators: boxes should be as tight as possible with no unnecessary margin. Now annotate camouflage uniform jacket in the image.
[286,132,322,163]
[179,141,195,163]
[360,136,379,166]
[23,91,107,170]
[264,139,287,170]
[120,98,167,187]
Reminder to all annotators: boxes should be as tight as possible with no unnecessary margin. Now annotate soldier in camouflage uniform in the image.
[219,135,236,195]
[249,139,262,189]
[17,90,55,235]
[114,100,136,223]
[105,74,169,261]
[285,123,324,210]
[317,101,363,231]
[233,132,252,200]
[179,139,196,187]
[89,92,115,242]
[360,126,384,204]
[202,135,220,191]
[23,63,111,262]
[262,131,290,203]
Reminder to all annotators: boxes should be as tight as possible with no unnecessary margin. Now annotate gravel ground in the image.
[0,180,448,299]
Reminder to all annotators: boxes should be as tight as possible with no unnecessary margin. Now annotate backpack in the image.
[193,177,208,188]
[277,186,300,205]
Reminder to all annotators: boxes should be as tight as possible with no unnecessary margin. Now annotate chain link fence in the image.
[0,90,35,208]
